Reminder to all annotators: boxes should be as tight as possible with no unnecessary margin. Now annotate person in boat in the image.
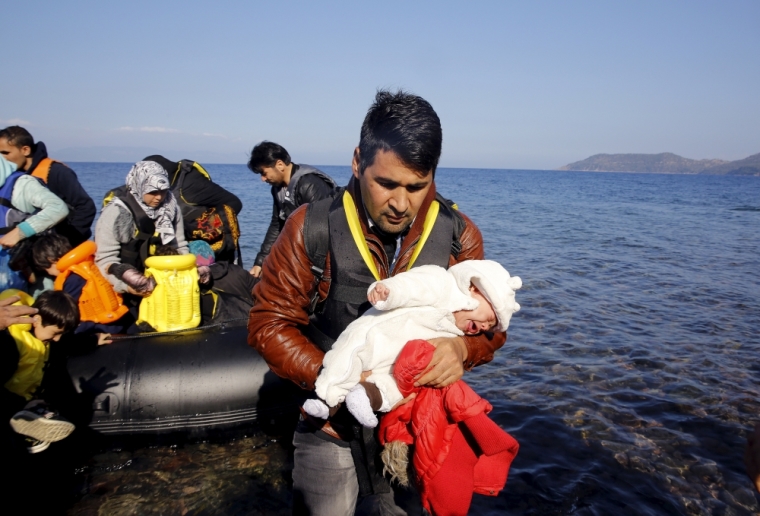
[0,155,69,291]
[31,233,133,334]
[0,126,96,246]
[303,261,521,428]
[154,241,255,324]
[142,155,243,264]
[0,290,86,454]
[247,141,336,277]
[248,90,507,515]
[95,161,188,298]
[189,240,255,324]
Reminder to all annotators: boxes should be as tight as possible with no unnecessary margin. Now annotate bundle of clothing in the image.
[378,339,520,516]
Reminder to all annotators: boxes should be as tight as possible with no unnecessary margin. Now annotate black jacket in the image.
[26,142,97,245]
[254,165,335,267]
[200,261,255,323]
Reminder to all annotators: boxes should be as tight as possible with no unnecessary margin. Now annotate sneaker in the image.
[10,402,75,443]
[24,436,51,454]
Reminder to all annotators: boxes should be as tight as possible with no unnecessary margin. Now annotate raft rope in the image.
[108,318,249,341]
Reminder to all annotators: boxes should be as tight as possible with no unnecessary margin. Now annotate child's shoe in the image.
[10,401,75,443]
[24,436,51,454]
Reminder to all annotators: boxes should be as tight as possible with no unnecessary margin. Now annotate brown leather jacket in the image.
[247,177,506,390]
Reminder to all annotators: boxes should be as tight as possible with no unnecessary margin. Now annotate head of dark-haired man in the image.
[247,141,294,187]
[351,90,442,235]
[0,126,35,171]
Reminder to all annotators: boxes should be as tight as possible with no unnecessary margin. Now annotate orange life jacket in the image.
[30,157,58,184]
[53,241,129,324]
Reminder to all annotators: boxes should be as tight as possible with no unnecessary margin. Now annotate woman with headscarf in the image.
[95,161,188,296]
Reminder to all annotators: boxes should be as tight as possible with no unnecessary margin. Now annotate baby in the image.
[303,260,522,427]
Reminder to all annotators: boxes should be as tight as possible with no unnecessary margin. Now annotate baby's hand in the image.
[368,283,390,304]
[97,333,113,346]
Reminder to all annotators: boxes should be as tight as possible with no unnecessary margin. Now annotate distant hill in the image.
[559,152,760,176]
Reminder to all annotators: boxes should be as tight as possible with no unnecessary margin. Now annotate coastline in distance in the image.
[559,152,760,176]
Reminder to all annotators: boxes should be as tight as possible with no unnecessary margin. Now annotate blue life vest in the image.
[0,171,28,233]
[0,172,30,291]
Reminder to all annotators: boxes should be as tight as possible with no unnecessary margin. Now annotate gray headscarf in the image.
[125,161,179,244]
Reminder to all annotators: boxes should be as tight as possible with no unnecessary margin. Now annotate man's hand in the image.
[250,265,262,277]
[746,423,760,492]
[391,392,417,411]
[126,285,151,297]
[97,333,113,346]
[0,295,37,330]
[414,336,468,388]
[368,283,390,305]
[0,228,23,249]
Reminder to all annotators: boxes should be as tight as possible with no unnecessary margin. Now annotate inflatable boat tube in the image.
[66,320,303,438]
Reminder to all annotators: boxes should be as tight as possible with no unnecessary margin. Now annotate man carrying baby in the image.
[247,90,507,516]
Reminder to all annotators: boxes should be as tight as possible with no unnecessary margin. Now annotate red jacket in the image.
[379,340,519,516]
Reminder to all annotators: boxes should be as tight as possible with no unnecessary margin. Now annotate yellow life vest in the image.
[0,290,48,401]
[341,190,444,280]
[53,241,129,324]
[137,254,201,332]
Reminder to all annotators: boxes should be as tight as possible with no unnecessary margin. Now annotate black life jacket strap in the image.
[303,193,338,313]
[116,189,156,236]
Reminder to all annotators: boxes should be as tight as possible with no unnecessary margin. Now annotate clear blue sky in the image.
[2,0,758,169]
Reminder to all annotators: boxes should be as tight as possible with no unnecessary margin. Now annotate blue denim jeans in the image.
[291,422,421,516]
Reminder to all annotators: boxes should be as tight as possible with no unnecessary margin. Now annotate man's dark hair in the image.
[153,245,180,256]
[33,290,80,333]
[32,233,73,270]
[247,141,291,173]
[358,90,442,177]
[0,126,35,149]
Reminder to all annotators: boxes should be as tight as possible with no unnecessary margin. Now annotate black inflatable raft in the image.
[66,320,302,439]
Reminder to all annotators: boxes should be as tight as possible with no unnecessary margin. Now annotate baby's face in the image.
[453,287,497,335]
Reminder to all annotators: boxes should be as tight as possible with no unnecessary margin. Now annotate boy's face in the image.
[0,138,32,170]
[453,287,497,335]
[45,264,61,277]
[32,318,65,342]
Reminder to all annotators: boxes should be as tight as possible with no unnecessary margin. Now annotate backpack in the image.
[172,161,242,263]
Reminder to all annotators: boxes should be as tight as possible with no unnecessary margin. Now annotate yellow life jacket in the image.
[0,290,48,401]
[341,191,445,280]
[53,241,129,324]
[138,254,201,332]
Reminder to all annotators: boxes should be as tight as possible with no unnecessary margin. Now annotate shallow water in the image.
[67,165,759,515]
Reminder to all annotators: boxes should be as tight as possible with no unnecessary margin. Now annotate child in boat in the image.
[1,290,81,453]
[32,233,130,335]
[303,260,522,427]
[0,155,69,291]
[155,241,255,324]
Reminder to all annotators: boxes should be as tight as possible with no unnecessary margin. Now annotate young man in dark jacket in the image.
[248,91,506,515]
[0,126,96,246]
[247,141,336,277]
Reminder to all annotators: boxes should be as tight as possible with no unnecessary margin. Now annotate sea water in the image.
[69,164,760,515]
